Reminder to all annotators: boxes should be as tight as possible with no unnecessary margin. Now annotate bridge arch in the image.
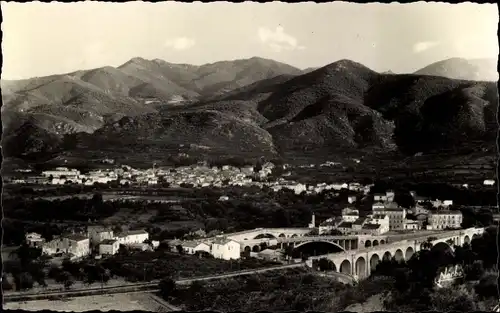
[355,257,367,279]
[464,235,471,245]
[472,234,479,240]
[405,247,414,261]
[315,258,337,272]
[373,240,379,247]
[340,259,352,275]
[291,234,298,238]
[394,249,404,262]
[370,254,380,271]
[254,233,277,239]
[382,251,391,261]
[431,242,454,255]
[252,245,260,252]
[278,233,286,238]
[292,241,345,258]
[380,240,385,244]
[365,240,372,248]
[244,246,251,254]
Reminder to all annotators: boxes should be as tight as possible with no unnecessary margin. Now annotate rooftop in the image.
[101,239,117,245]
[119,229,148,237]
[353,217,367,225]
[338,222,353,228]
[213,238,238,245]
[183,241,209,248]
[362,223,381,230]
[64,234,88,242]
[430,210,462,215]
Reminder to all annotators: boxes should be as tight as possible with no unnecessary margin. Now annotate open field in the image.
[3,292,157,312]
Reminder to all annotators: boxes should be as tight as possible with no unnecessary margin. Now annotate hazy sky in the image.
[2,1,498,80]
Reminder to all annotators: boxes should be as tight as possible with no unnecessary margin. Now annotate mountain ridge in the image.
[2,56,498,166]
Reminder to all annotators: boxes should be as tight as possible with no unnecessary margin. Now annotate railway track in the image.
[3,263,305,302]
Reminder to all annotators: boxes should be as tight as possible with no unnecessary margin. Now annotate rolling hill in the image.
[414,57,498,82]
[2,57,498,166]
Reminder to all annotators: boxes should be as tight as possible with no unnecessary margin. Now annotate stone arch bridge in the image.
[236,232,389,253]
[306,227,484,282]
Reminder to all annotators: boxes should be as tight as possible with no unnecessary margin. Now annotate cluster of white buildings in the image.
[14,163,377,199]
[169,236,241,261]
[319,207,391,236]
[319,189,464,235]
[27,226,154,260]
[39,167,120,185]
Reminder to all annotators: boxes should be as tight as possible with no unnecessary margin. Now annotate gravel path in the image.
[343,294,385,312]
[3,292,153,312]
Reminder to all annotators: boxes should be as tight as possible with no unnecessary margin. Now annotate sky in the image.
[2,1,498,80]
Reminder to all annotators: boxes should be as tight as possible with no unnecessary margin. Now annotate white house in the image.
[99,239,120,255]
[443,200,453,207]
[42,168,80,178]
[373,193,388,202]
[210,238,241,260]
[372,201,386,210]
[319,217,342,235]
[342,207,359,222]
[87,226,114,246]
[182,241,211,255]
[366,214,390,234]
[115,229,149,245]
[42,234,90,259]
[25,232,45,248]
[403,219,420,230]
[484,179,496,186]
[386,190,395,202]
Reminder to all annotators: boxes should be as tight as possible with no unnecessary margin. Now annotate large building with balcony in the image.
[428,211,463,230]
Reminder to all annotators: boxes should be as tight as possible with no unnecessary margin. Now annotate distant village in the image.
[9,161,379,196]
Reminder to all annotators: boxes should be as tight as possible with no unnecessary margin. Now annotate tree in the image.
[14,272,34,290]
[475,273,498,299]
[465,260,485,281]
[64,278,74,290]
[393,268,411,292]
[159,278,176,299]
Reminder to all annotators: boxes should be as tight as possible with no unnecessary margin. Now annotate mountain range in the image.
[1,56,498,167]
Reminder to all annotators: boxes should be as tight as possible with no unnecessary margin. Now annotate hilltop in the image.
[414,57,498,82]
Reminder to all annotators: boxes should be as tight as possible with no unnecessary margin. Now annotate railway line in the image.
[3,263,305,302]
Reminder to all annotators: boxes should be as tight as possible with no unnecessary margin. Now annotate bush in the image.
[474,273,498,299]
[430,286,478,312]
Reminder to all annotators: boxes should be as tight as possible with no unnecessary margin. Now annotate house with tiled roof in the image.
[115,229,149,245]
[211,237,240,260]
[319,217,343,235]
[182,241,211,255]
[337,222,354,234]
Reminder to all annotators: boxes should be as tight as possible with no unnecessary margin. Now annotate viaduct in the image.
[304,227,485,281]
